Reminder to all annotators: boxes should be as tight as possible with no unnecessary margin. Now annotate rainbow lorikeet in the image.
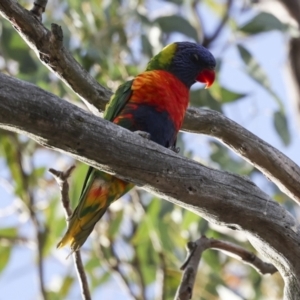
[58,42,216,251]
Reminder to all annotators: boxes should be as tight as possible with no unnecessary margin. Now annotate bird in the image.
[57,41,216,251]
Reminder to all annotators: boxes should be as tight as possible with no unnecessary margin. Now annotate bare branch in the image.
[9,132,48,300]
[175,237,210,300]
[30,0,48,21]
[49,167,91,300]
[209,238,277,275]
[49,166,75,217]
[183,107,300,204]
[0,73,300,298]
[155,252,167,300]
[203,0,233,47]
[0,235,34,247]
[94,243,139,300]
[175,236,277,299]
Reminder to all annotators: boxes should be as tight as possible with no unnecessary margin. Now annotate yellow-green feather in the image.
[103,80,133,121]
[146,43,177,71]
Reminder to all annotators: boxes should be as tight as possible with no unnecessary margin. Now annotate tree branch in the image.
[183,107,300,204]
[94,243,140,300]
[30,0,48,21]
[175,238,206,300]
[202,0,233,48]
[1,0,299,205]
[175,236,277,300]
[49,167,91,300]
[277,0,300,120]
[0,73,300,299]
[209,238,277,275]
[0,0,111,116]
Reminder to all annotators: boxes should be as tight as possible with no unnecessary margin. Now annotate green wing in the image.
[103,79,133,121]
[78,79,133,201]
[79,79,133,197]
[57,80,135,251]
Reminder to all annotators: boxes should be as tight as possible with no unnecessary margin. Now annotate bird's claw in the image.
[169,145,180,153]
[134,130,151,140]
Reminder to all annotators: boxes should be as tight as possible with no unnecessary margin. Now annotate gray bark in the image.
[1,0,300,204]
[1,72,300,299]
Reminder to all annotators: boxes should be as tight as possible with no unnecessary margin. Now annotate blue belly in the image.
[114,104,177,148]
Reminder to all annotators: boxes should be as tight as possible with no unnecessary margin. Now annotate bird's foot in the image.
[169,145,180,153]
[134,130,151,140]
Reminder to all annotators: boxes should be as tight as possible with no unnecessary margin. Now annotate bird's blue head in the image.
[146,41,216,88]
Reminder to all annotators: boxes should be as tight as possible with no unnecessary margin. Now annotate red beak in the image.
[196,69,215,89]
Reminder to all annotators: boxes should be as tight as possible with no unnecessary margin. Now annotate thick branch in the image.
[183,108,300,204]
[0,73,300,299]
[1,0,300,205]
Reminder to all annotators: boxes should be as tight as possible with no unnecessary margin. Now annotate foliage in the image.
[1,0,297,299]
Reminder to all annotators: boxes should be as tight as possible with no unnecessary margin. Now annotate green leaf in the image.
[60,276,74,298]
[237,44,284,111]
[220,87,247,103]
[0,246,11,273]
[1,26,38,74]
[190,88,223,112]
[239,12,285,35]
[155,15,199,41]
[162,0,183,4]
[181,210,200,231]
[0,227,17,237]
[210,141,254,175]
[209,81,247,103]
[141,34,153,58]
[273,110,291,146]
[107,209,124,238]
[43,196,66,257]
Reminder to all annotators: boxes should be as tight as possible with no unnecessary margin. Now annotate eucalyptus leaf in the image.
[273,110,291,146]
[162,0,183,4]
[155,15,199,41]
[0,246,11,274]
[209,81,247,103]
[190,88,223,112]
[237,44,284,111]
[239,12,286,35]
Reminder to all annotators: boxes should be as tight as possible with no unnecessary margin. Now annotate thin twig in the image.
[10,133,48,300]
[203,0,233,47]
[155,252,167,300]
[49,166,92,300]
[175,237,209,300]
[175,236,278,300]
[94,242,139,300]
[30,0,48,21]
[210,238,277,275]
[131,245,147,300]
[0,235,34,247]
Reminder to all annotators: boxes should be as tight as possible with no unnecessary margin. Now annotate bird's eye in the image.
[191,53,199,63]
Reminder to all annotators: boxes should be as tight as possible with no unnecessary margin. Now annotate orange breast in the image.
[130,70,189,131]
